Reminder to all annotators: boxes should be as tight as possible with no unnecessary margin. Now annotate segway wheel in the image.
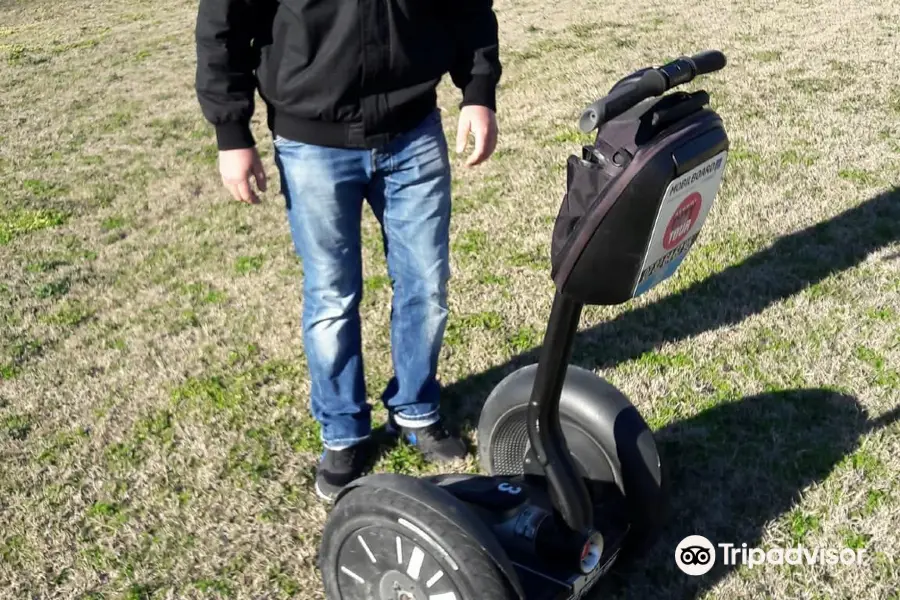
[320,484,517,600]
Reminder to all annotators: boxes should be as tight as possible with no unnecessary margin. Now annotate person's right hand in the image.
[219,147,267,204]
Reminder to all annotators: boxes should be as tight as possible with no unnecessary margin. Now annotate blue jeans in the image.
[273,110,452,450]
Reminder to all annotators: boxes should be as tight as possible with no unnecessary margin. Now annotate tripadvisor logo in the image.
[675,535,867,576]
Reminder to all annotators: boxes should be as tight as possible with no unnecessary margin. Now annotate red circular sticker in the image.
[663,192,702,250]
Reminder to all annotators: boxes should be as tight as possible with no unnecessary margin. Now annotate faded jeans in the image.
[273,110,451,450]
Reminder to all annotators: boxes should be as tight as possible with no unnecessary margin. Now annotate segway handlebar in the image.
[578,50,727,133]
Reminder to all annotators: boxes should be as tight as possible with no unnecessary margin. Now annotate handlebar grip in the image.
[689,50,727,75]
[578,69,666,133]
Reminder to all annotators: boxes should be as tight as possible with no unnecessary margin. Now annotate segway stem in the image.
[525,290,593,535]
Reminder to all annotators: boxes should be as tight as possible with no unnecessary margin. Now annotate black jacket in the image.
[195,0,502,151]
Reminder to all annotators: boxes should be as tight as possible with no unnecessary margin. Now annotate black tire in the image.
[476,364,668,561]
[320,485,518,600]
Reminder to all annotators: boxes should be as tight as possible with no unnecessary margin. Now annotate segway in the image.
[319,50,731,600]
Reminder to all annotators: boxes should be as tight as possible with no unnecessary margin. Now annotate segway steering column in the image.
[526,292,594,544]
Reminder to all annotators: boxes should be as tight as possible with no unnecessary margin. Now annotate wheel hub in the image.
[378,569,423,600]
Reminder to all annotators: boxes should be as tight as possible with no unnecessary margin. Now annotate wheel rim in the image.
[335,524,463,600]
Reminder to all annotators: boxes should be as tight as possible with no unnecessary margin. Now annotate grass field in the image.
[1,0,899,598]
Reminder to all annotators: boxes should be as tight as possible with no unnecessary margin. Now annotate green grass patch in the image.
[787,508,822,544]
[507,249,548,270]
[41,301,94,327]
[364,273,391,293]
[507,325,542,353]
[551,127,591,145]
[26,258,69,273]
[100,110,133,133]
[779,148,818,167]
[23,178,68,199]
[380,441,428,474]
[268,567,302,598]
[838,168,878,186]
[193,144,220,167]
[634,349,695,372]
[277,414,321,454]
[234,255,264,274]
[1,534,30,566]
[170,360,304,428]
[0,209,68,245]
[728,145,764,171]
[171,375,244,416]
[50,38,100,55]
[865,306,896,321]
[452,229,489,256]
[841,529,871,551]
[100,216,127,231]
[1,339,45,379]
[854,346,900,388]
[846,445,886,479]
[226,426,278,481]
[34,277,71,299]
[38,427,90,465]
[193,578,234,596]
[180,281,228,305]
[86,500,126,522]
[123,584,155,600]
[3,413,32,440]
[859,488,888,517]
[477,273,510,286]
[445,310,507,348]
[105,409,176,471]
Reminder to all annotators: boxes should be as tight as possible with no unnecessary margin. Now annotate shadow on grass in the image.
[442,186,900,428]
[591,388,900,599]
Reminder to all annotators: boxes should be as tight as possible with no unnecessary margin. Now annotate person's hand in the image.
[456,105,498,167]
[219,147,267,204]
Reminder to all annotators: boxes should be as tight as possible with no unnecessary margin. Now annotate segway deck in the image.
[429,474,630,600]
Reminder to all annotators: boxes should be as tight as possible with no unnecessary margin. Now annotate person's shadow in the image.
[589,389,899,599]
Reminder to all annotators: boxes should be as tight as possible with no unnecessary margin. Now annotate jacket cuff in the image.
[215,121,256,150]
[459,75,497,111]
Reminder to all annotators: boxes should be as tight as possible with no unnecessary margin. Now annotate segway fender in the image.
[335,472,526,599]
[497,363,663,492]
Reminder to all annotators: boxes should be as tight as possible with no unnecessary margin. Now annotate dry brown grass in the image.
[1,0,898,598]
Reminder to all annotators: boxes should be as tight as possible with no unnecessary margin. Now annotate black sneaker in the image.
[388,418,467,462]
[315,442,372,501]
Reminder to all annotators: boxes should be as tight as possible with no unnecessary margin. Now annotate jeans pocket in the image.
[273,134,302,148]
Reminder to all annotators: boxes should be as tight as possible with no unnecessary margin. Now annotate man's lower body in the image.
[272,109,466,500]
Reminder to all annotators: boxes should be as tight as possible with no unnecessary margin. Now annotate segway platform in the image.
[428,473,630,600]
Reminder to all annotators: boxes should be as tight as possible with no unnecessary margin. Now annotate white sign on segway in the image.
[632,150,728,297]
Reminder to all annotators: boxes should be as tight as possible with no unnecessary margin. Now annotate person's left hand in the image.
[456,105,498,167]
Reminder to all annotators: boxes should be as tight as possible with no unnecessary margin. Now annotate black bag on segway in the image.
[550,56,730,305]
